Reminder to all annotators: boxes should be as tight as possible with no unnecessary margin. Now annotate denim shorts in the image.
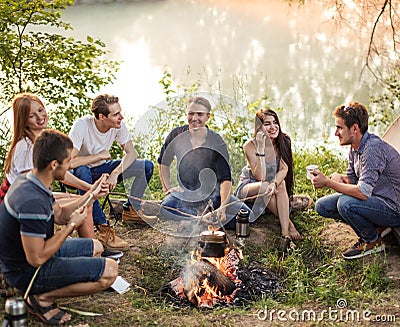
[27,238,106,295]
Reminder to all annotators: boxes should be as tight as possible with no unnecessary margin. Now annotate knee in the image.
[145,160,154,177]
[99,259,118,289]
[93,239,104,257]
[337,195,354,216]
[73,166,92,181]
[315,197,337,217]
[314,198,324,215]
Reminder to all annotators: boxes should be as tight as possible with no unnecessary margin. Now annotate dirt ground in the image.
[320,221,400,284]
[75,215,399,326]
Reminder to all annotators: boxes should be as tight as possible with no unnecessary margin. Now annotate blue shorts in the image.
[27,238,106,295]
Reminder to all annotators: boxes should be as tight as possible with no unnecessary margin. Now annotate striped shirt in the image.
[0,172,55,290]
[346,131,400,213]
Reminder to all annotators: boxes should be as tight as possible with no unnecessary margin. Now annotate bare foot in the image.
[289,222,302,240]
[59,311,72,324]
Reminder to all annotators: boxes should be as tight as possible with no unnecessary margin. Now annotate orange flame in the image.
[188,247,242,307]
[193,277,234,308]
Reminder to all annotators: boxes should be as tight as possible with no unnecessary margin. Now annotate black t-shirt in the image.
[158,125,231,198]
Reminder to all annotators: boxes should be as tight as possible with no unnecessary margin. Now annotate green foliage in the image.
[0,0,119,168]
[370,66,400,131]
[293,143,347,199]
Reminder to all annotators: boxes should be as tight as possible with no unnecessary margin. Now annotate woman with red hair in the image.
[1,93,95,238]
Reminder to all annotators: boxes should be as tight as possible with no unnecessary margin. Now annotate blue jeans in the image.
[5,238,105,295]
[315,193,400,242]
[160,192,254,230]
[72,159,154,225]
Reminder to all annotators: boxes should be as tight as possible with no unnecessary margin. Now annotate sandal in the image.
[290,195,313,211]
[25,295,69,325]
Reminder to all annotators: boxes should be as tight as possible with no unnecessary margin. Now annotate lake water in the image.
[60,0,380,150]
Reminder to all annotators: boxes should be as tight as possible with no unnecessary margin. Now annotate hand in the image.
[330,172,351,184]
[255,130,266,153]
[69,206,87,228]
[201,211,224,225]
[265,182,276,195]
[216,209,227,223]
[97,150,111,161]
[202,212,215,224]
[107,172,119,191]
[90,174,110,200]
[311,170,329,188]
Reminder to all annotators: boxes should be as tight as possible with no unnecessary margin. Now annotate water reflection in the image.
[62,0,380,146]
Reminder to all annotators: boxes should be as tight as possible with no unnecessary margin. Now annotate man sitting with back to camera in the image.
[158,96,253,231]
[0,130,118,325]
[69,94,155,252]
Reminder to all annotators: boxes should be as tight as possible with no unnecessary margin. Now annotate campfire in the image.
[170,230,243,308]
[167,209,280,308]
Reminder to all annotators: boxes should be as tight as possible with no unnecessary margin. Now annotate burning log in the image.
[170,257,238,307]
[182,259,236,305]
[170,231,243,308]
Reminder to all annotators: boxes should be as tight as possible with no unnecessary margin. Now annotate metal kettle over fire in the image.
[198,230,227,258]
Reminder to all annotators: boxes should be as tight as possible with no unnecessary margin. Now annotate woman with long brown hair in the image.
[1,93,95,238]
[235,108,301,245]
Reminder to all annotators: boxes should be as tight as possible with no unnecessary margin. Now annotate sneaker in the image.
[101,248,124,260]
[122,205,157,225]
[342,237,385,260]
[96,224,130,251]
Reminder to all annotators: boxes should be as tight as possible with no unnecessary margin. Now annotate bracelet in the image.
[255,153,265,157]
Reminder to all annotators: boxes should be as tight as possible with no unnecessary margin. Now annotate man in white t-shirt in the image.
[69,94,154,251]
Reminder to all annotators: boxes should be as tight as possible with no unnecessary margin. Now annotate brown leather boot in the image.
[122,207,157,225]
[96,224,129,251]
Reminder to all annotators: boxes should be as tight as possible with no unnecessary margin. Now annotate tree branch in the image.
[365,0,388,68]
[15,2,37,91]
[388,0,397,54]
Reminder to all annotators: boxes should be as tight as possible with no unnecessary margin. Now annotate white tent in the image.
[382,115,400,242]
[382,115,400,153]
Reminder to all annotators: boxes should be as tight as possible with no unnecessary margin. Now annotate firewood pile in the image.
[167,249,281,308]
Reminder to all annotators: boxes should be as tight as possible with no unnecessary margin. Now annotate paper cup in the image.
[306,165,319,179]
